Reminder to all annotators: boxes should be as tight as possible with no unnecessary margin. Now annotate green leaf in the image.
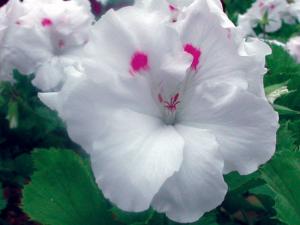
[0,153,33,185]
[0,183,6,212]
[265,81,289,96]
[6,100,18,129]
[168,211,219,225]
[276,121,297,152]
[22,148,113,225]
[190,211,219,225]
[273,104,300,116]
[111,207,154,225]
[265,45,300,87]
[267,23,300,42]
[260,151,300,225]
[224,171,262,193]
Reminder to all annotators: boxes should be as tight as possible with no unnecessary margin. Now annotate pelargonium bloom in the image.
[286,0,300,23]
[3,0,93,91]
[135,0,196,23]
[0,0,28,81]
[286,36,300,63]
[238,0,288,36]
[40,0,279,223]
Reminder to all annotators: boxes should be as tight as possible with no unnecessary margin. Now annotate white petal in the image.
[178,82,279,175]
[32,58,65,91]
[152,125,227,223]
[178,0,247,86]
[92,110,184,211]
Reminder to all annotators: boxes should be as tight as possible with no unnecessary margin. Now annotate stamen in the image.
[163,93,180,112]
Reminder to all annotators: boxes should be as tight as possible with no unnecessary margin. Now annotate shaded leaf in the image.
[0,183,6,212]
[111,207,154,225]
[261,151,300,225]
[22,148,114,225]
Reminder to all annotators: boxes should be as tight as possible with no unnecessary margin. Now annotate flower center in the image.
[157,92,181,125]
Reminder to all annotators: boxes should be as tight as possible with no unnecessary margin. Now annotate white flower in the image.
[287,36,300,62]
[286,0,300,23]
[135,0,198,23]
[40,0,278,223]
[3,0,93,91]
[238,0,288,36]
[0,0,28,81]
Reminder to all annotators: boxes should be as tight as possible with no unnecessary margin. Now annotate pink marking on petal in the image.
[41,18,53,27]
[58,39,65,49]
[184,44,202,70]
[270,4,276,10]
[130,51,149,74]
[259,2,264,8]
[226,28,232,39]
[158,94,164,103]
[169,4,177,12]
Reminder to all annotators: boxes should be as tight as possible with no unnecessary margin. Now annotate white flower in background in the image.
[135,0,196,23]
[2,0,93,91]
[286,0,300,23]
[287,36,300,62]
[40,0,278,223]
[71,0,94,12]
[238,0,288,36]
[0,0,28,81]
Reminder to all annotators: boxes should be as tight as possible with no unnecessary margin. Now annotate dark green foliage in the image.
[22,149,114,225]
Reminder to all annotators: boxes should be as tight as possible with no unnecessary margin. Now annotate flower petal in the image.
[178,82,279,175]
[92,109,184,212]
[151,125,227,223]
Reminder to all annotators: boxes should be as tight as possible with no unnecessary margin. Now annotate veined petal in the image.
[178,0,247,84]
[92,109,184,211]
[178,82,279,175]
[152,125,227,223]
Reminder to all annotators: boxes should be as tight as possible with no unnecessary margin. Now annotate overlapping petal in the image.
[178,81,279,175]
[152,125,227,223]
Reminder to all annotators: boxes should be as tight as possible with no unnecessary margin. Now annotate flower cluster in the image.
[238,0,300,36]
[0,0,94,90]
[0,0,279,223]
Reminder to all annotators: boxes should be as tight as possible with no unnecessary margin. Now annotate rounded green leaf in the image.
[22,148,114,225]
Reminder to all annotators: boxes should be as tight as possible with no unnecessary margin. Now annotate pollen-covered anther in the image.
[130,51,149,75]
[184,44,202,70]
[41,18,53,27]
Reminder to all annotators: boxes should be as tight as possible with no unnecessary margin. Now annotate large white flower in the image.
[40,0,279,223]
[238,0,288,36]
[3,0,93,91]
